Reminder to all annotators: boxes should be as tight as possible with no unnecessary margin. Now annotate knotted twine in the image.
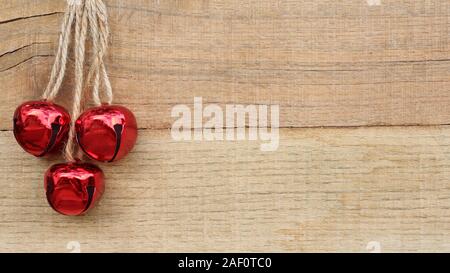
[41,0,113,162]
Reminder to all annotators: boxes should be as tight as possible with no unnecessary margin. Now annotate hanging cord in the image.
[86,0,113,105]
[64,0,89,162]
[41,2,77,101]
[40,0,113,161]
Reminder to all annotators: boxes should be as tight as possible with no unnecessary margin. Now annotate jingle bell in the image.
[13,100,70,157]
[76,105,137,162]
[45,162,105,216]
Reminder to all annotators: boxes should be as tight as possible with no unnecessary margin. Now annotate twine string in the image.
[64,0,89,162]
[86,0,113,105]
[41,3,77,101]
[40,0,112,161]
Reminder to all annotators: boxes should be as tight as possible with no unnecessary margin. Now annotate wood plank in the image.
[1,0,450,130]
[1,126,450,252]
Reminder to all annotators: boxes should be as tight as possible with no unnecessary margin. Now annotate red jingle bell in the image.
[13,100,70,157]
[76,105,137,162]
[45,162,105,216]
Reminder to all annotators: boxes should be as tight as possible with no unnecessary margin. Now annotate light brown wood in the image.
[1,127,450,253]
[2,0,450,130]
[1,0,450,252]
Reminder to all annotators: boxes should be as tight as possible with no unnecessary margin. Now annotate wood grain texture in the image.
[1,127,450,252]
[1,0,450,252]
[2,0,450,129]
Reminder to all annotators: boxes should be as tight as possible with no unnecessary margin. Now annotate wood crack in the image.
[0,12,62,25]
[2,124,450,133]
[0,42,51,59]
[0,54,53,73]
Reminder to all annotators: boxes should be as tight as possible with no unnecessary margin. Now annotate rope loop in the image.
[41,0,112,161]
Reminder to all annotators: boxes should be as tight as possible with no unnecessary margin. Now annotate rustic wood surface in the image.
[1,0,450,252]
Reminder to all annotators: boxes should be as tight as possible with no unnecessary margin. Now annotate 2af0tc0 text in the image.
[222,257,271,269]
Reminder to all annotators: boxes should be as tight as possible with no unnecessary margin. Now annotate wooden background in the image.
[1,0,450,252]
